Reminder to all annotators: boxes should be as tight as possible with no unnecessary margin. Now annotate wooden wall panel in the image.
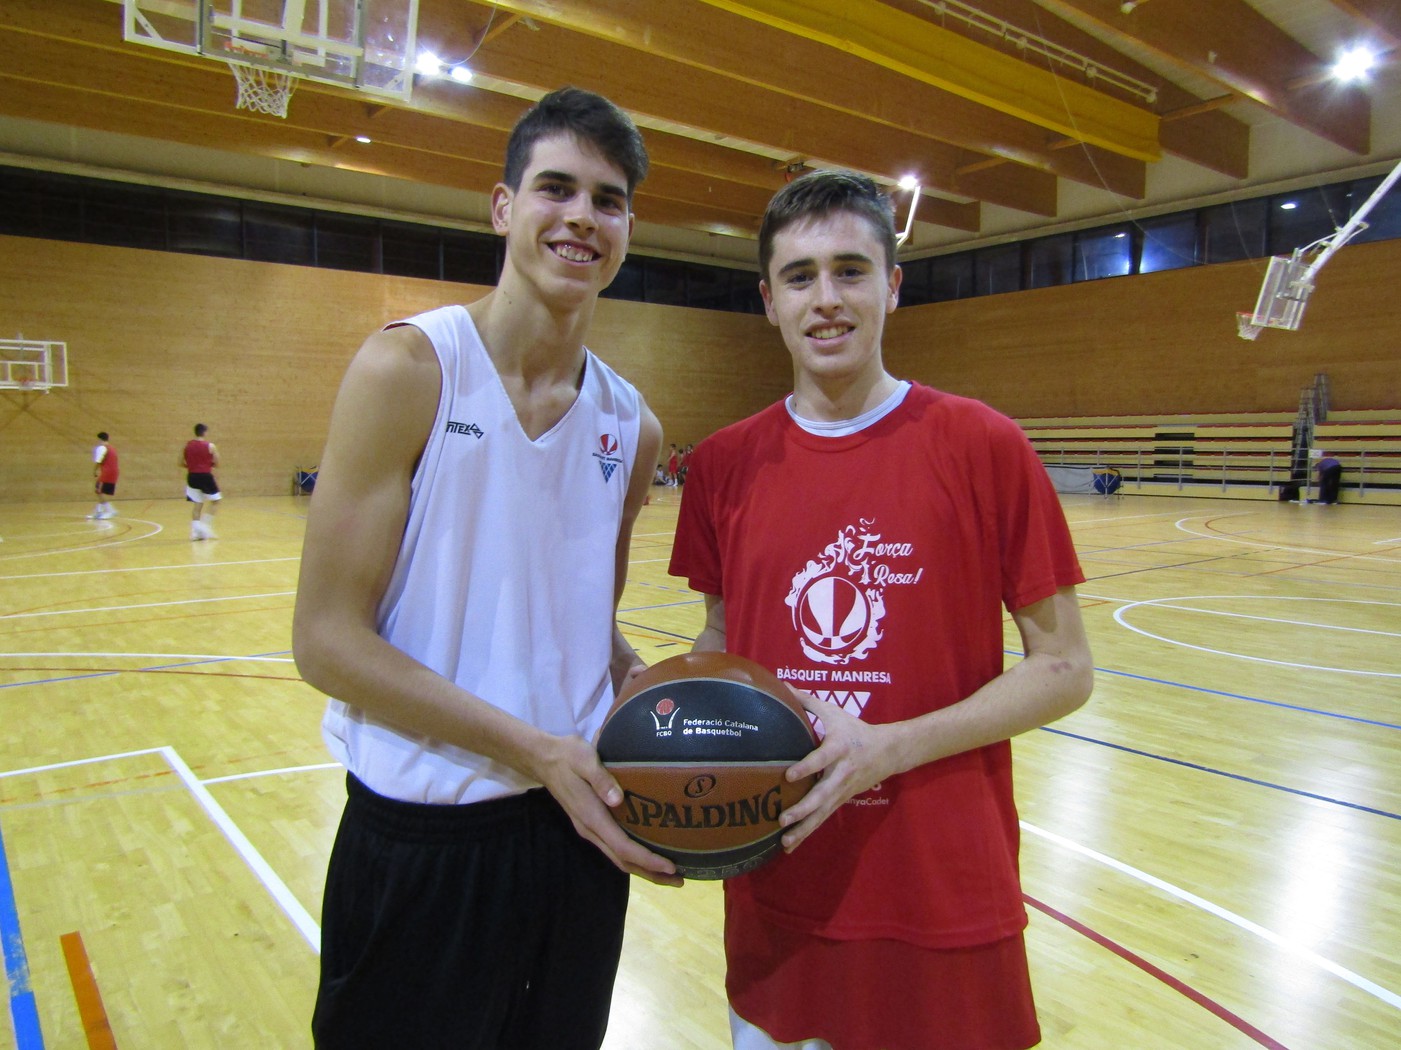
[589,299,790,456]
[0,236,784,502]
[885,237,1401,419]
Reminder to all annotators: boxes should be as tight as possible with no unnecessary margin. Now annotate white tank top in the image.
[321,304,643,803]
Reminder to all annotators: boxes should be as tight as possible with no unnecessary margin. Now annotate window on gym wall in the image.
[314,215,378,273]
[1075,226,1134,280]
[1269,186,1350,256]
[82,183,168,251]
[896,258,933,306]
[1203,199,1267,263]
[167,193,242,258]
[1138,212,1198,273]
[244,204,315,265]
[1026,234,1073,290]
[974,243,1022,296]
[926,254,975,302]
[1347,173,1401,244]
[380,221,442,280]
[442,232,500,286]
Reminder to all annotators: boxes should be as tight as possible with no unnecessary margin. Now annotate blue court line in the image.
[0,651,295,692]
[1040,726,1401,822]
[0,820,44,1049]
[1002,650,1401,732]
[1092,664,1401,730]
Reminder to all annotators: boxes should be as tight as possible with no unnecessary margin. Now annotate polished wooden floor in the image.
[0,490,1397,1049]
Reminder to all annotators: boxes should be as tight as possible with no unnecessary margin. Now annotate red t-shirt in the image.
[95,444,119,485]
[184,439,215,473]
[670,385,1083,949]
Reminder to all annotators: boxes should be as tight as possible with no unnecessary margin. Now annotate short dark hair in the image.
[503,87,649,199]
[97,432,109,441]
[758,169,898,280]
[194,423,207,437]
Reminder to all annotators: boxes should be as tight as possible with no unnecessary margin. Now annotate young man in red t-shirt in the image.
[89,431,119,520]
[181,423,221,540]
[670,170,1094,1050]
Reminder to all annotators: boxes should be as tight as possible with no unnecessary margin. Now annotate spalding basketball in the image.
[596,651,817,880]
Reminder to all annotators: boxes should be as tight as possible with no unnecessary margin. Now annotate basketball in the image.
[596,651,818,880]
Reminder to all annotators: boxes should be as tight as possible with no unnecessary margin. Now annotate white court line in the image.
[161,746,321,952]
[0,518,166,563]
[204,762,340,785]
[0,591,295,622]
[1376,537,1401,546]
[1064,509,1201,526]
[1174,515,1401,566]
[1125,597,1401,640]
[1022,821,1401,1012]
[0,556,299,583]
[0,747,320,953]
[1113,597,1401,678]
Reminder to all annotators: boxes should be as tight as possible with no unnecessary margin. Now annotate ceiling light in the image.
[449,65,474,84]
[355,135,372,144]
[1332,46,1376,82]
[1280,201,1298,210]
[898,174,919,191]
[414,51,444,77]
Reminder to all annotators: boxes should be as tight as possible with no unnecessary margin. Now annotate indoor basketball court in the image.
[0,489,1396,1048]
[3,1,1401,1047]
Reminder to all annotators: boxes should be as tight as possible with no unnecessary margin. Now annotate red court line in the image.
[60,931,118,1050]
[1024,895,1290,1050]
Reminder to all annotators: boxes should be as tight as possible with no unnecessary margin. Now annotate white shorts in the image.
[730,1007,833,1050]
[185,486,222,504]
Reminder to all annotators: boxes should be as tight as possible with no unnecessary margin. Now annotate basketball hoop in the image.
[1236,312,1262,342]
[227,51,298,118]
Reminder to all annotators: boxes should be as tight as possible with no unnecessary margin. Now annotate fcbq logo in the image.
[652,698,679,737]
[594,433,623,482]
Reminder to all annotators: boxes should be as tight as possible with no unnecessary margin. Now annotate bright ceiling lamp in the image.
[1332,46,1377,82]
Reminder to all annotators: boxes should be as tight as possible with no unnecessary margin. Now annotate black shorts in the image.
[186,472,219,496]
[312,776,630,1050]
[96,481,116,496]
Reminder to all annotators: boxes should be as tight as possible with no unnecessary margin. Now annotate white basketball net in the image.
[228,61,298,118]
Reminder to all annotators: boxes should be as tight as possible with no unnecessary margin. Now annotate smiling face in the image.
[492,132,634,310]
[759,209,902,402]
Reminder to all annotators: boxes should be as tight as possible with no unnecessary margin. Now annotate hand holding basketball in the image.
[530,730,683,887]
[777,688,902,853]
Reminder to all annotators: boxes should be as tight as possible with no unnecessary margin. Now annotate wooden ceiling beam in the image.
[683,0,1159,160]
[461,18,1057,215]
[1327,0,1401,49]
[431,0,1145,197]
[1043,0,1371,155]
[886,0,1249,178]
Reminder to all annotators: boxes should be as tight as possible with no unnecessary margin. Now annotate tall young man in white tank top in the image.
[294,88,674,1049]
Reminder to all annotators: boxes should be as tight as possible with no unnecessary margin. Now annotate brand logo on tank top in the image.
[785,518,923,665]
[445,420,484,439]
[593,432,623,482]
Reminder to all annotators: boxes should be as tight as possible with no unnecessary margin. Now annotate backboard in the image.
[0,340,68,392]
[123,0,420,101]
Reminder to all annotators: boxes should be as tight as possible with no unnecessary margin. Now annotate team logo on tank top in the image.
[785,518,923,667]
[593,432,623,482]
